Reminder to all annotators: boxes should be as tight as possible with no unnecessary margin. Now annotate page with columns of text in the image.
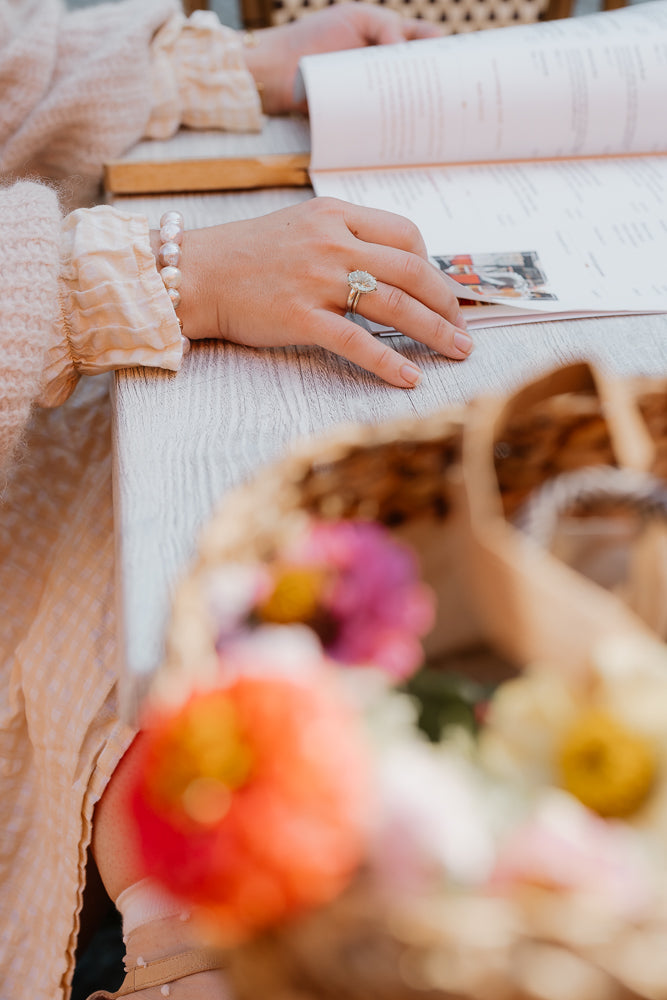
[300,1,667,173]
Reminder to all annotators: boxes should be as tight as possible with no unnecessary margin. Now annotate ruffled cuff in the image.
[39,206,184,408]
[146,11,263,140]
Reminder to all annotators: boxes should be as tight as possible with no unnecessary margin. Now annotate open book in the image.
[298,0,667,328]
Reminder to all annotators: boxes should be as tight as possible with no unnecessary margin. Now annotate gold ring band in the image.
[346,288,362,314]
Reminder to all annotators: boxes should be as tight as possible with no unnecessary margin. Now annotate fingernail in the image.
[400,362,423,387]
[453,331,474,356]
[455,309,468,330]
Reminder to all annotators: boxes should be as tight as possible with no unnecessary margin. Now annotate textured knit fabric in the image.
[0,0,178,208]
[0,2,263,997]
[0,182,61,475]
[0,0,261,207]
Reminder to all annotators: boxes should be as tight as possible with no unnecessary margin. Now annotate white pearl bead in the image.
[167,286,182,309]
[160,984,171,997]
[159,221,182,245]
[160,265,181,289]
[160,210,184,229]
[158,241,181,268]
[181,335,190,355]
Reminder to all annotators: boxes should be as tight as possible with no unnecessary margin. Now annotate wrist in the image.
[242,29,268,112]
[242,26,291,115]
[151,225,216,344]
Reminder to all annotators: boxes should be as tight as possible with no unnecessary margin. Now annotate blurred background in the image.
[66,0,244,29]
[65,0,650,31]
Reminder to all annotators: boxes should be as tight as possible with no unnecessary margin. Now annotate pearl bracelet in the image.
[158,210,190,355]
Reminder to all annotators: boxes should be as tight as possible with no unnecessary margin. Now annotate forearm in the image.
[0,0,262,203]
[0,0,177,193]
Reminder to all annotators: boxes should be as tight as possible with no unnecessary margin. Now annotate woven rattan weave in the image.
[249,0,567,29]
[155,362,667,1000]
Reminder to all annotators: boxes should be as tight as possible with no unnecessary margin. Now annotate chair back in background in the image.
[185,0,629,42]
[242,0,574,33]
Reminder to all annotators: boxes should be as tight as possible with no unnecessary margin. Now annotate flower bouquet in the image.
[127,363,667,1000]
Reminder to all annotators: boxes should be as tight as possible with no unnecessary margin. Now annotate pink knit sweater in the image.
[0,0,171,193]
[0,182,60,476]
[0,0,261,480]
[0,4,260,997]
[0,0,176,476]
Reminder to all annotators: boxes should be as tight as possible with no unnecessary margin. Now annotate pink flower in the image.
[284,521,434,680]
[206,520,434,682]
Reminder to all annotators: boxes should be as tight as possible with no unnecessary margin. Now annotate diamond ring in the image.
[346,270,378,316]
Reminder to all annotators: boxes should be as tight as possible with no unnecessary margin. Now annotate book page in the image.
[311,154,667,312]
[300,1,667,172]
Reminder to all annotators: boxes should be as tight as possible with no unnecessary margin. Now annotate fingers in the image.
[329,202,472,357]
[340,201,430,260]
[310,310,427,388]
[355,240,460,320]
[348,277,473,362]
[351,4,443,43]
[287,198,473,368]
[184,198,473,388]
[402,18,443,39]
[370,18,414,45]
[373,15,443,43]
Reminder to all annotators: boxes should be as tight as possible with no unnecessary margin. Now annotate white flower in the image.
[370,725,497,888]
[479,636,667,849]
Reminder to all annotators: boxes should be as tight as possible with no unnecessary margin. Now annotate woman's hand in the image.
[242,2,442,115]
[172,197,472,389]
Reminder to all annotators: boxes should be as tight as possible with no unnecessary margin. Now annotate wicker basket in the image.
[160,362,667,699]
[151,362,667,1000]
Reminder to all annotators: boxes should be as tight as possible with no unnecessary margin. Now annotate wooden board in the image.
[104,152,312,194]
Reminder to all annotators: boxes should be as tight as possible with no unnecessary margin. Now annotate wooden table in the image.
[109,125,667,710]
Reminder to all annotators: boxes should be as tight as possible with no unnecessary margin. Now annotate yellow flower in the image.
[558,709,657,818]
[144,694,253,828]
[258,566,326,624]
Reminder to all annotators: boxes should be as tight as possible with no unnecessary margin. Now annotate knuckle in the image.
[393,215,425,253]
[310,195,344,219]
[396,250,423,285]
[433,315,460,350]
[334,322,365,355]
[385,283,409,314]
[375,342,398,376]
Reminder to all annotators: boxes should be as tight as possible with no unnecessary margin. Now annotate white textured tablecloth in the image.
[111,157,667,699]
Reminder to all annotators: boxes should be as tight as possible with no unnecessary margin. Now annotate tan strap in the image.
[85,947,227,999]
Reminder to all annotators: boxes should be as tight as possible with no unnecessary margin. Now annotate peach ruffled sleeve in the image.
[32,10,265,409]
[146,11,263,140]
[39,207,183,408]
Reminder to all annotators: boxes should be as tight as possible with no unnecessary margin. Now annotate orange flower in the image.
[129,674,372,942]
